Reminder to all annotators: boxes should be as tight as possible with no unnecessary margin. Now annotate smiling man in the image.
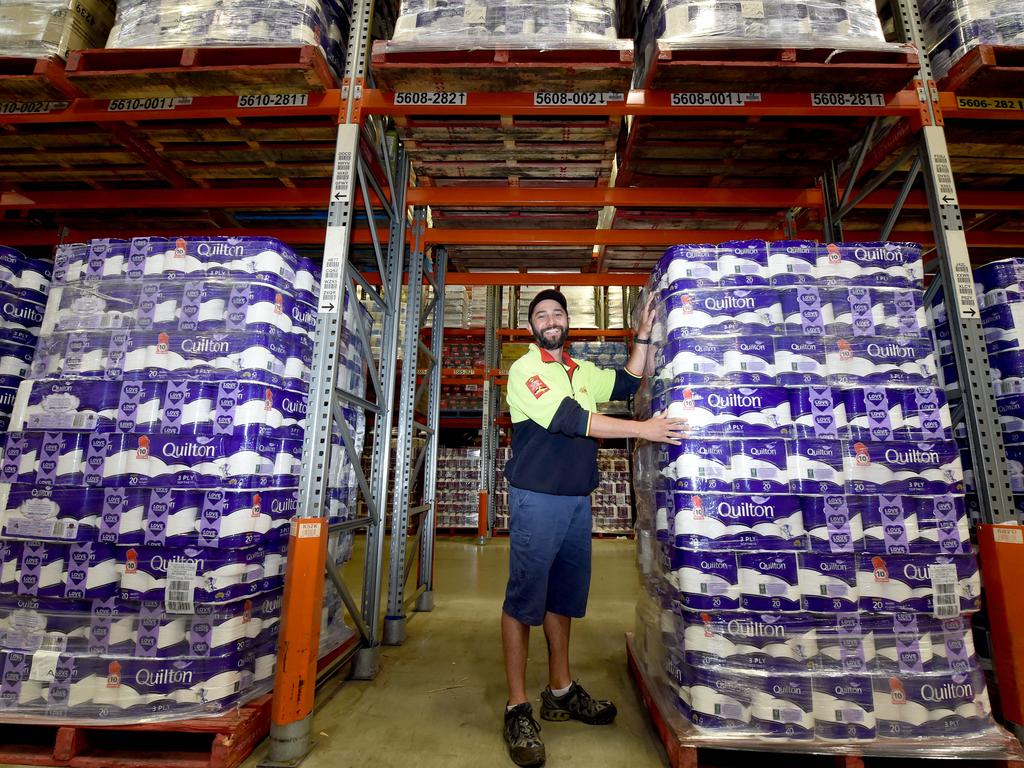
[500,289,687,767]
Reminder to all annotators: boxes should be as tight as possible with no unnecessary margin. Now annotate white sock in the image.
[507,703,522,712]
[550,683,572,697]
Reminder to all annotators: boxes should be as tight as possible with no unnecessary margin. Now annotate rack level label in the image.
[533,92,625,106]
[671,92,761,107]
[107,96,193,112]
[237,93,310,108]
[994,527,1024,545]
[956,96,1024,111]
[811,92,885,108]
[394,91,467,106]
[0,100,69,115]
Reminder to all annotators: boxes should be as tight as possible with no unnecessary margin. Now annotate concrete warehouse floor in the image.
[245,537,668,768]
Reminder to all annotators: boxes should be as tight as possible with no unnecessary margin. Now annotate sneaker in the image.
[540,682,617,725]
[503,702,546,767]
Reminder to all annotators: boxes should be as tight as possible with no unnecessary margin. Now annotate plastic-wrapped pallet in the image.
[637,0,895,54]
[105,0,350,78]
[517,285,598,329]
[389,0,623,48]
[0,236,348,722]
[0,0,115,59]
[629,240,1017,752]
[0,246,50,434]
[930,258,1024,524]
[920,0,1024,82]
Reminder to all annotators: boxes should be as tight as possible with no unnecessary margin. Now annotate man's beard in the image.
[531,322,567,350]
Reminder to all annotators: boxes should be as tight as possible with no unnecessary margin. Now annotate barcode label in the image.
[930,563,959,619]
[40,634,68,652]
[165,560,198,614]
[836,708,865,723]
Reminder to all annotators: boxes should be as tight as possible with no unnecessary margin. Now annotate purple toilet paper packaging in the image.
[988,350,1024,394]
[786,387,843,436]
[118,545,270,605]
[659,244,720,291]
[730,439,790,493]
[826,337,936,387]
[0,292,44,348]
[660,336,727,384]
[996,393,1024,434]
[682,611,817,672]
[873,668,991,738]
[830,287,888,337]
[816,241,923,290]
[900,387,952,440]
[679,663,752,730]
[768,241,820,285]
[751,672,815,739]
[802,494,865,553]
[0,541,118,601]
[787,439,844,494]
[671,439,732,492]
[816,614,876,674]
[773,338,827,385]
[857,553,981,615]
[797,553,859,613]
[871,611,936,675]
[862,495,919,555]
[1,431,84,486]
[672,548,740,611]
[981,303,1024,354]
[722,336,775,384]
[779,286,832,336]
[813,674,877,740]
[739,553,801,612]
[0,246,51,301]
[844,387,903,441]
[717,240,769,287]
[664,289,782,337]
[932,616,979,676]
[662,386,790,437]
[974,258,1024,305]
[844,440,962,495]
[0,340,34,380]
[673,493,804,551]
[914,495,971,556]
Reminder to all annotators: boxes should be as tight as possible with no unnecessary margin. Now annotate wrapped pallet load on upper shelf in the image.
[0,0,116,59]
[630,240,1023,756]
[921,0,1024,82]
[0,237,362,722]
[929,258,1024,525]
[104,0,352,78]
[388,0,627,49]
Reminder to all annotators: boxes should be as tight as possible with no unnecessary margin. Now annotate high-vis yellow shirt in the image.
[504,343,641,496]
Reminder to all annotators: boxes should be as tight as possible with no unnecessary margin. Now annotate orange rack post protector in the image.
[271,518,330,727]
[977,523,1024,725]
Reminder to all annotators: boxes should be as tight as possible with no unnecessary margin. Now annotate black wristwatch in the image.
[634,337,651,345]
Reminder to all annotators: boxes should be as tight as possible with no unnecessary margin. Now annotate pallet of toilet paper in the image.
[920,0,1024,82]
[389,0,622,49]
[0,247,51,434]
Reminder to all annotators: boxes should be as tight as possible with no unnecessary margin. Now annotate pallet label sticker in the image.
[0,100,69,115]
[237,93,310,109]
[929,563,959,619]
[165,559,198,614]
[956,96,1024,112]
[394,92,468,106]
[811,93,885,108]
[107,97,194,113]
[533,92,625,107]
[994,526,1024,545]
[671,92,762,107]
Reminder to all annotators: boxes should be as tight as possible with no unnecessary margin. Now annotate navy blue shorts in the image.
[503,486,593,627]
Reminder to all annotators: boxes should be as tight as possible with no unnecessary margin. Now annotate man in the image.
[501,288,686,767]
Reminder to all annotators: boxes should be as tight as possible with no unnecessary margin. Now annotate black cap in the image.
[528,289,568,321]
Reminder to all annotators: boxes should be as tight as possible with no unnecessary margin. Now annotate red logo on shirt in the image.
[526,375,549,399]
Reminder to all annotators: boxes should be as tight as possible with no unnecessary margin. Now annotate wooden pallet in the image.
[371,43,634,93]
[0,55,79,102]
[0,694,272,768]
[65,46,337,98]
[941,45,1024,96]
[638,43,920,94]
[625,634,1024,768]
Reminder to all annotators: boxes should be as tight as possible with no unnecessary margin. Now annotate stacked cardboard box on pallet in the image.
[0,0,115,59]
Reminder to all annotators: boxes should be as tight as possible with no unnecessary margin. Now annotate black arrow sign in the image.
[942,195,956,204]
[962,307,977,317]
[333,193,344,201]
[321,302,335,313]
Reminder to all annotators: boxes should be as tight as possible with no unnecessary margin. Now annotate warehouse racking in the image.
[0,0,1023,763]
